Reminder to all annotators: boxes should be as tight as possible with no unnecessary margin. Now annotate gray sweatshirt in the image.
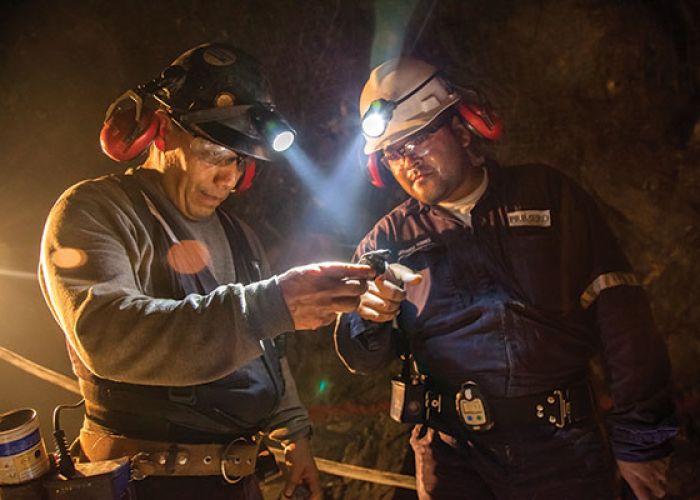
[39,167,310,444]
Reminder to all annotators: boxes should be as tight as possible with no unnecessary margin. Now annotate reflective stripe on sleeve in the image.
[580,272,639,309]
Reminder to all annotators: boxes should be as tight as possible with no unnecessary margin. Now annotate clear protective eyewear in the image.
[381,114,448,168]
[189,136,252,169]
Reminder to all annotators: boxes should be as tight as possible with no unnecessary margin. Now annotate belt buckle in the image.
[131,445,190,480]
[537,389,571,428]
[131,452,154,481]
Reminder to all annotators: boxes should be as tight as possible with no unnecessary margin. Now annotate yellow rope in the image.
[268,447,416,490]
[0,345,79,395]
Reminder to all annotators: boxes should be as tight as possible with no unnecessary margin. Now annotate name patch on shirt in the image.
[507,210,551,227]
[397,237,434,259]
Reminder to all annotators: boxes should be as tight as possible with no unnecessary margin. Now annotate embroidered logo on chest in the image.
[507,209,551,227]
[397,237,434,259]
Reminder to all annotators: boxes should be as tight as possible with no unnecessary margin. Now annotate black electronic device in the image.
[390,376,427,424]
[357,249,391,276]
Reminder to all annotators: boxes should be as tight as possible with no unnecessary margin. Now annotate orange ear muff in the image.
[455,102,503,141]
[99,96,160,162]
[232,161,257,193]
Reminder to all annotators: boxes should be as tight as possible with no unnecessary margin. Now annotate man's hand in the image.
[617,457,670,499]
[357,263,422,323]
[278,262,375,330]
[282,437,321,500]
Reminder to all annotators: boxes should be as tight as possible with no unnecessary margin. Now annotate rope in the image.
[268,447,415,490]
[0,345,80,395]
[0,345,416,491]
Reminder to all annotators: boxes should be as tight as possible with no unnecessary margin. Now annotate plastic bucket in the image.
[0,408,51,485]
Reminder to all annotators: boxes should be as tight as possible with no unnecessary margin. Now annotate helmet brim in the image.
[179,105,275,161]
[191,121,273,161]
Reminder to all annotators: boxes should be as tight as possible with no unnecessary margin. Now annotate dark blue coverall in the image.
[335,163,676,499]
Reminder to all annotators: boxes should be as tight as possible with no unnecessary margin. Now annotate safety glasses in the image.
[188,136,252,169]
[380,113,450,168]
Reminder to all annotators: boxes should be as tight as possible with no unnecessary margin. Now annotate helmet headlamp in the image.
[249,104,296,152]
[361,99,397,138]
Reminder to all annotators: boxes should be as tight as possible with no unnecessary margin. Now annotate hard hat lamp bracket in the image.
[249,104,296,152]
[360,71,440,138]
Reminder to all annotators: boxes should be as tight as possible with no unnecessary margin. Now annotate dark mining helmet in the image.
[99,43,296,191]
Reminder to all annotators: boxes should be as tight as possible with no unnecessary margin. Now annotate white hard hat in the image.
[359,58,460,155]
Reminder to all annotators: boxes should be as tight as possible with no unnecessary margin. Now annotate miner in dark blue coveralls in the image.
[334,57,677,499]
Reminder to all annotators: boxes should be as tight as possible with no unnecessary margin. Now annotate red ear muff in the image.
[153,113,168,152]
[99,95,160,162]
[367,152,386,188]
[232,160,256,193]
[455,102,503,141]
[153,135,165,152]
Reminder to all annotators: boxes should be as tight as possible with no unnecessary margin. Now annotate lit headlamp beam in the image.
[283,144,329,188]
[282,136,367,231]
[317,135,366,230]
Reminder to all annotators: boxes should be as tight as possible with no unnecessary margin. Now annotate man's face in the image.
[382,118,473,205]
[162,130,249,220]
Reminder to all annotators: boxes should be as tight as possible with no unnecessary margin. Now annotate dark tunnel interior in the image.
[0,1,698,498]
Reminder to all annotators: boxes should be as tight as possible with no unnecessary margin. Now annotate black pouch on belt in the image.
[389,344,427,424]
[255,443,282,483]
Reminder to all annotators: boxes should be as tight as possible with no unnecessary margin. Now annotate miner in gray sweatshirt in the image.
[38,43,373,500]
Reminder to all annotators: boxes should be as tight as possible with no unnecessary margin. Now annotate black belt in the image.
[79,379,255,441]
[425,382,596,436]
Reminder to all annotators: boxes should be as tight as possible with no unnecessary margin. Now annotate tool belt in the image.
[425,381,596,437]
[79,428,261,483]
